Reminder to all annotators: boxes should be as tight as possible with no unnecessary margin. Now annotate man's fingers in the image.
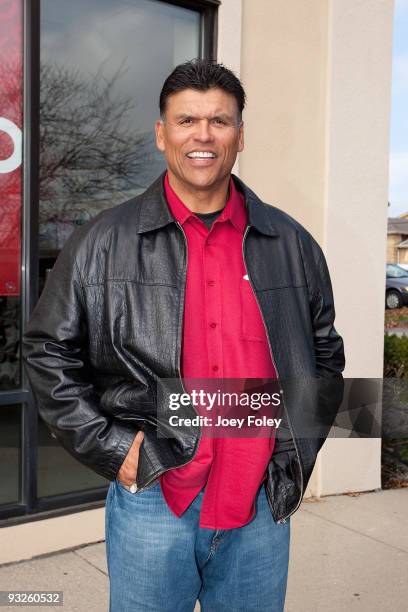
[134,430,145,447]
[116,431,145,484]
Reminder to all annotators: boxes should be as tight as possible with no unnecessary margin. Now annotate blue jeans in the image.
[105,479,290,611]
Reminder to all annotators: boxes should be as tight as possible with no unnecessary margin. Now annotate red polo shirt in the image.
[160,172,278,529]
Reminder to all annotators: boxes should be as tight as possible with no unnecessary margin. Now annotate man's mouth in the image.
[186,151,217,159]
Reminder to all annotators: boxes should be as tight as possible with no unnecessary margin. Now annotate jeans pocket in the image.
[115,478,136,495]
[115,477,160,496]
[115,478,131,491]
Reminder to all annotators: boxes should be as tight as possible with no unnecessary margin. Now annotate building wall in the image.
[240,0,395,495]
[239,0,328,241]
[387,234,400,263]
[398,248,408,265]
[217,0,243,175]
[217,0,242,78]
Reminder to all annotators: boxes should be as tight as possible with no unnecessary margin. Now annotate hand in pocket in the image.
[116,430,144,486]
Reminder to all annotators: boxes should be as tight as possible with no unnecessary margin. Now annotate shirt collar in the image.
[164,171,247,233]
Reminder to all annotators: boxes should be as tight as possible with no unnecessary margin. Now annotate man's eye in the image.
[213,118,227,125]
[180,118,193,125]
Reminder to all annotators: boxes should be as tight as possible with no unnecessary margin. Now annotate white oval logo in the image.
[0,117,22,173]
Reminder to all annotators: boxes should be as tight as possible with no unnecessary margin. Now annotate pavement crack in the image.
[72,550,108,577]
[302,509,408,555]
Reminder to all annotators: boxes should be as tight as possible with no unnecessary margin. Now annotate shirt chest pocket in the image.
[240,277,267,342]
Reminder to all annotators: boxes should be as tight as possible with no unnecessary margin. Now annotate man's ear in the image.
[155,119,165,152]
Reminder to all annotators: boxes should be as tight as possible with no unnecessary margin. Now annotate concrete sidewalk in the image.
[0,488,406,611]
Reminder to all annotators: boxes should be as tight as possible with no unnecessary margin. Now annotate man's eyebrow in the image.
[173,112,237,122]
[212,113,236,122]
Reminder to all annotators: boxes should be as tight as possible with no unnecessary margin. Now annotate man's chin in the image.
[180,172,230,192]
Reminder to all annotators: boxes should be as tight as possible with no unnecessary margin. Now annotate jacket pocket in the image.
[240,277,267,342]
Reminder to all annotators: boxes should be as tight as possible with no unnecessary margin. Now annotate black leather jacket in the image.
[23,172,345,524]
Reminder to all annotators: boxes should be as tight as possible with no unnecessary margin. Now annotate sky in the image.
[389,0,408,217]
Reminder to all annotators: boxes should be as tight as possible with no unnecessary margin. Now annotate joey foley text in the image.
[167,389,283,429]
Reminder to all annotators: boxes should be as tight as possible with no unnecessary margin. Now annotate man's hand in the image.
[116,430,145,486]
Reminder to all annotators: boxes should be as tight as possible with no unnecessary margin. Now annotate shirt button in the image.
[212,365,219,372]
[210,322,217,329]
[207,280,215,286]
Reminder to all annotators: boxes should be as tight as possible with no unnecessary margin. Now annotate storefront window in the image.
[0,0,23,390]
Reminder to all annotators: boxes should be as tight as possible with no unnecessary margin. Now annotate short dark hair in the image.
[159,59,246,120]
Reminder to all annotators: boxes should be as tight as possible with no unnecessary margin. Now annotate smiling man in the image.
[23,60,345,612]
[155,85,243,210]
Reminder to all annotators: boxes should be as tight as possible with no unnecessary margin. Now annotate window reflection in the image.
[40,0,200,257]
[0,297,19,389]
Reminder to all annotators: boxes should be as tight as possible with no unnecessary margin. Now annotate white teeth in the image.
[187,152,216,158]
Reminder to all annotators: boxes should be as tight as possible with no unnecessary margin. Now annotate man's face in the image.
[155,87,244,193]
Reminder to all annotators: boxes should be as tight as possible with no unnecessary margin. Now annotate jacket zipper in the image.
[135,222,201,493]
[242,224,304,523]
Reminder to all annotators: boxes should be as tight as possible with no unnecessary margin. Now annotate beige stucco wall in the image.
[240,0,395,496]
[240,0,328,240]
[217,0,243,175]
[217,0,242,77]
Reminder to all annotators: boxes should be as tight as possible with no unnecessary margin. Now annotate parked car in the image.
[386,263,408,308]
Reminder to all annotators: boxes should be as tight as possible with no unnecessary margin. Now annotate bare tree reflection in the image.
[39,61,164,249]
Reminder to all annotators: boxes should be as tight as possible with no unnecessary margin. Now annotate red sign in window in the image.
[0,0,22,297]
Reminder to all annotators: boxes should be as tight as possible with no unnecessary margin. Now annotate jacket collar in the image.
[232,174,280,237]
[136,171,279,237]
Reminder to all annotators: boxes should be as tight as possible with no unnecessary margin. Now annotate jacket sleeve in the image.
[308,244,345,378]
[22,231,139,481]
[301,240,345,457]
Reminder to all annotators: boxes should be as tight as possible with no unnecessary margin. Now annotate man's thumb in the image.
[134,430,145,446]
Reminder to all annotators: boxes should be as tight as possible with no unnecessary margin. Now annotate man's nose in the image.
[194,119,213,142]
